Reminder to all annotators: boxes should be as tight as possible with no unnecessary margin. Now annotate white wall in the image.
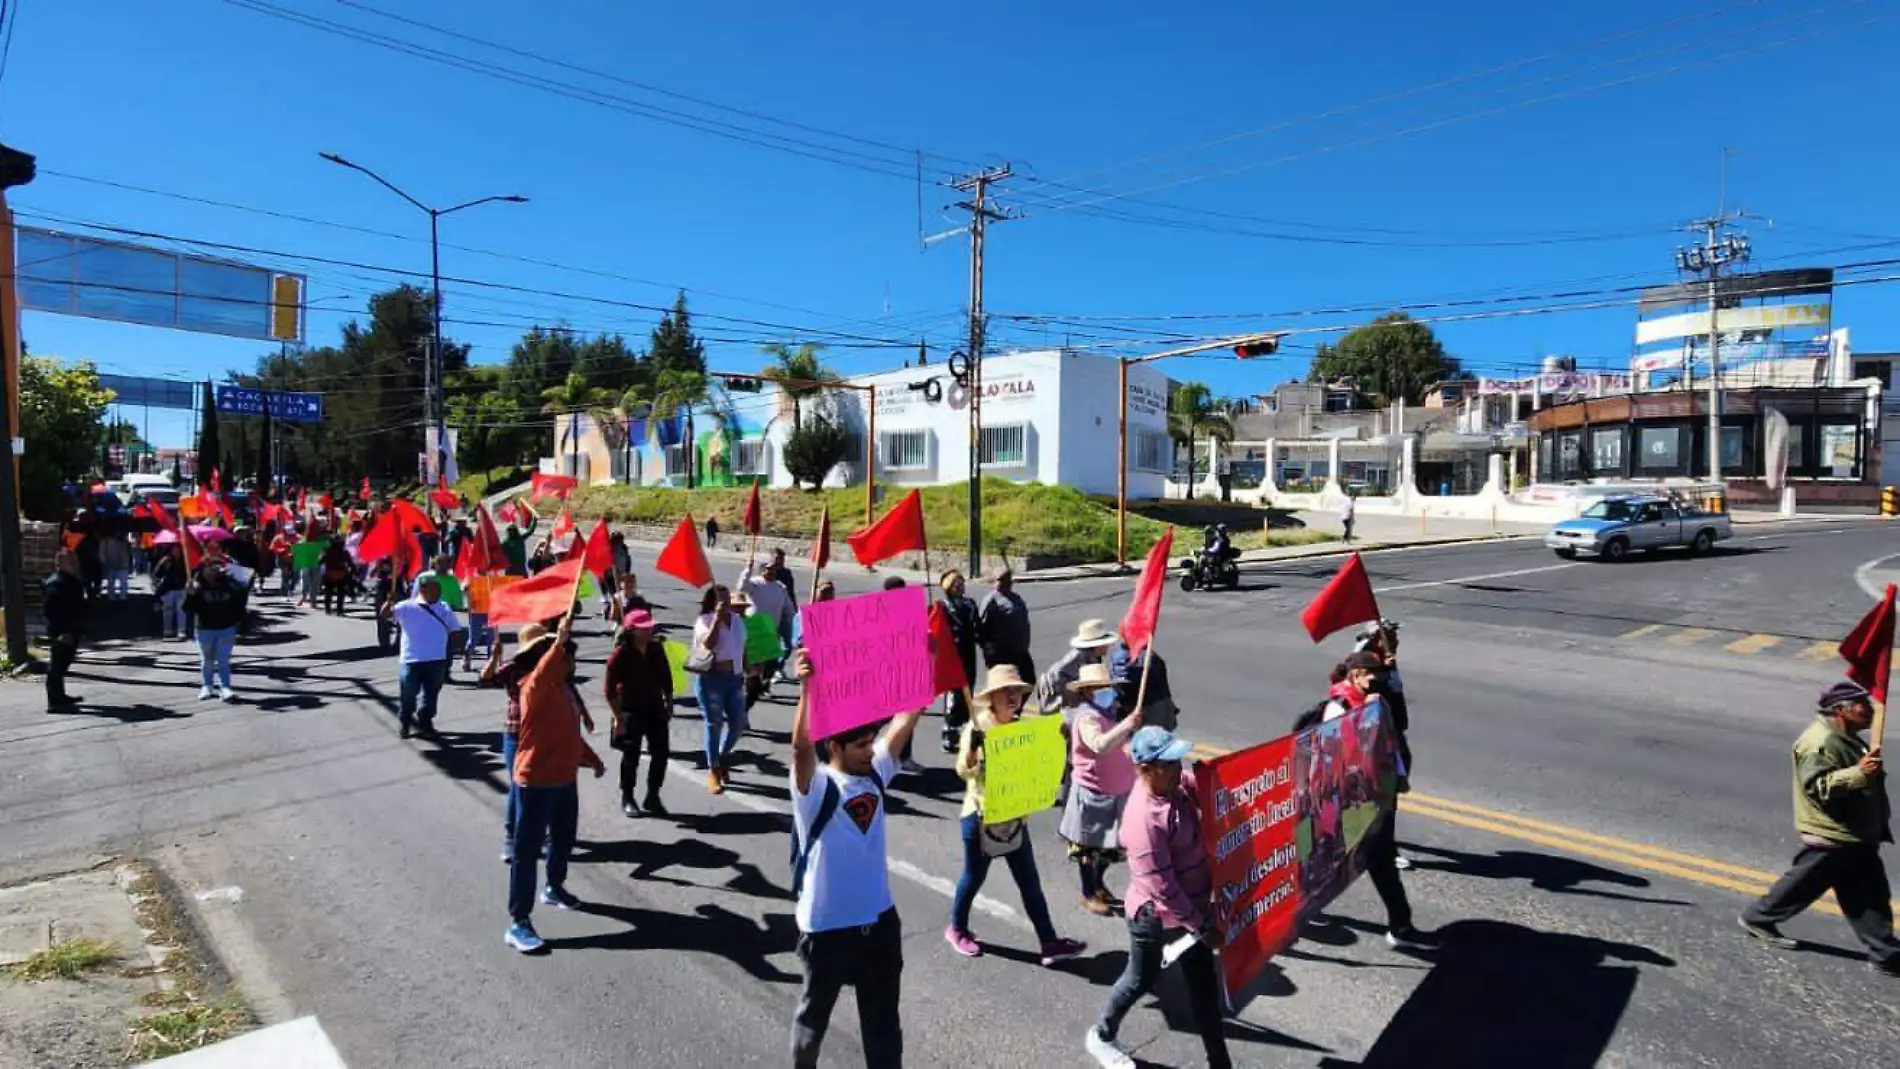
[1055,353,1170,498]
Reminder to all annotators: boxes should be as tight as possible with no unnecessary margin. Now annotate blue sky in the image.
[7,0,1899,447]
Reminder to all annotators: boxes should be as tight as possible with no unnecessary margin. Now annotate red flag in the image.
[497,500,519,526]
[811,504,831,572]
[656,515,713,588]
[179,523,205,572]
[429,488,461,511]
[389,498,437,536]
[359,476,373,502]
[209,469,222,495]
[297,487,308,516]
[489,558,586,627]
[147,500,177,532]
[743,478,762,536]
[927,601,968,695]
[550,507,576,546]
[473,504,506,572]
[580,519,614,579]
[846,489,926,567]
[255,501,279,527]
[453,537,477,582]
[1300,552,1381,643]
[356,512,401,564]
[530,472,578,501]
[318,491,335,512]
[1841,584,1897,705]
[1120,526,1175,657]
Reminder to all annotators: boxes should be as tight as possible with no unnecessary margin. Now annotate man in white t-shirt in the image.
[385,575,464,740]
[787,650,923,1069]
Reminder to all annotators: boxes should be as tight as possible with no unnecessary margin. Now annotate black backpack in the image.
[1291,700,1330,735]
[789,769,886,898]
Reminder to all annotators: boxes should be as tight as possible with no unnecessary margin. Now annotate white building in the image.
[549,348,1177,498]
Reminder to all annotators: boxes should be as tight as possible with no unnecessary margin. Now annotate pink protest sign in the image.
[799,584,934,740]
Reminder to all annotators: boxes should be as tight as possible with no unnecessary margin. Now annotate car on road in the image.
[1544,494,1732,562]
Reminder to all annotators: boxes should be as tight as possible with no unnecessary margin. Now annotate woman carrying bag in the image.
[1061,663,1144,917]
[945,664,1087,967]
[604,610,675,818]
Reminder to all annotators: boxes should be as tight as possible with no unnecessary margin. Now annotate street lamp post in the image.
[319,152,526,479]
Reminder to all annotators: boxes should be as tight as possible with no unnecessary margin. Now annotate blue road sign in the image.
[216,384,324,422]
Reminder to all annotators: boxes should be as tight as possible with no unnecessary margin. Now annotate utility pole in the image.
[951,164,1011,577]
[0,143,35,667]
[1674,213,1750,485]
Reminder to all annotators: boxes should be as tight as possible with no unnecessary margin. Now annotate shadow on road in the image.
[572,834,783,900]
[46,701,193,723]
[1401,843,1692,905]
[1317,918,1673,1069]
[547,900,801,984]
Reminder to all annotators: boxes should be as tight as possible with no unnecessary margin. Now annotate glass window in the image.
[1539,435,1553,479]
[1557,431,1583,480]
[1820,423,1860,478]
[880,429,929,470]
[979,424,1027,467]
[730,439,767,477]
[1720,426,1746,474]
[1638,427,1681,472]
[1133,429,1170,473]
[1590,427,1623,477]
[664,444,690,477]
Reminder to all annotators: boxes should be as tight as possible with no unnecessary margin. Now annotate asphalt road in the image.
[2,516,1897,1068]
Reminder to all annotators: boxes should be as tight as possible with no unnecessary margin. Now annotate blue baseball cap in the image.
[1130,726,1193,765]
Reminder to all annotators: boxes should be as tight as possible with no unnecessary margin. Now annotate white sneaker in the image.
[218,686,236,703]
[1084,1027,1136,1069]
[198,687,215,701]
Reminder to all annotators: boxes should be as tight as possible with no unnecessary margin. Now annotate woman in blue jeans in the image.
[946,664,1087,967]
[692,584,749,794]
[183,560,246,703]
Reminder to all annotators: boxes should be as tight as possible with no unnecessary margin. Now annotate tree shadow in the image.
[544,900,801,984]
[1317,918,1673,1069]
[47,702,193,723]
[1400,843,1691,905]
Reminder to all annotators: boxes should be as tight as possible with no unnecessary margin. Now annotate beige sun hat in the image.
[1069,618,1119,649]
[1066,662,1118,693]
[975,664,1032,699]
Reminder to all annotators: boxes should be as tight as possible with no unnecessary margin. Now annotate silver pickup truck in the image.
[1544,495,1733,562]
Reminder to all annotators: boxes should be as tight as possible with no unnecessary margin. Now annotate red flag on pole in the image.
[811,504,831,572]
[1301,552,1381,642]
[359,476,373,502]
[580,519,614,579]
[473,504,506,572]
[179,523,205,572]
[429,472,460,512]
[389,498,436,536]
[209,468,222,495]
[927,601,968,695]
[1120,526,1175,657]
[496,499,518,526]
[453,537,477,582]
[743,478,762,536]
[1840,583,1897,705]
[530,472,578,502]
[846,489,926,567]
[318,491,334,512]
[656,515,714,588]
[297,487,308,516]
[489,558,586,627]
[356,513,401,564]
[550,507,576,546]
[147,500,177,532]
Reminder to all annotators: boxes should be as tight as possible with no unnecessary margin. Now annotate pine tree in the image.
[648,291,706,377]
[195,380,220,486]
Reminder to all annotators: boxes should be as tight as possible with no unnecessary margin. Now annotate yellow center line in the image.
[1796,642,1839,661]
[1724,633,1784,655]
[1666,627,1717,646]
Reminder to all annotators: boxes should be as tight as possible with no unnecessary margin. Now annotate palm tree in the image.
[541,372,617,481]
[621,369,712,489]
[1167,382,1235,499]
[758,342,839,432]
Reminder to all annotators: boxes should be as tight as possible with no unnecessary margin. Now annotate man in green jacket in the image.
[501,510,538,576]
[1741,681,1900,976]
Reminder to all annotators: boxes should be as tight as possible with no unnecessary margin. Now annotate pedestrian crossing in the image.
[1619,623,1837,662]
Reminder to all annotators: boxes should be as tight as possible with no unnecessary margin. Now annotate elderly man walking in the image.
[1035,619,1120,715]
[1740,681,1900,976]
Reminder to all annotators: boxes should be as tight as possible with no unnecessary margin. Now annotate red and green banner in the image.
[1198,702,1399,1001]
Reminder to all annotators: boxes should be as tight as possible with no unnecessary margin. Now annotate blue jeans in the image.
[951,812,1058,942]
[398,659,447,728]
[696,669,747,769]
[508,782,578,923]
[501,731,521,847]
[196,627,237,690]
[465,614,491,660]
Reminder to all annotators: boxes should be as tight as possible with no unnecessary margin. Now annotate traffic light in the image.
[1233,337,1279,359]
[726,376,763,393]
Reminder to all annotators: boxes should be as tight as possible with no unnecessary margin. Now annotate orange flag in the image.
[656,515,713,588]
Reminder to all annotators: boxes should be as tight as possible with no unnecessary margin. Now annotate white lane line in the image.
[1853,552,1900,600]
[1373,562,1577,594]
[665,764,1027,928]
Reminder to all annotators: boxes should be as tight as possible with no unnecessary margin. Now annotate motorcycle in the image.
[1178,550,1239,591]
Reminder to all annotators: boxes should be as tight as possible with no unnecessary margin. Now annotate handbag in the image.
[684,648,717,674]
[979,818,1027,857]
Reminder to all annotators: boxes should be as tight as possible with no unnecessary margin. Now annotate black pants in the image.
[1745,842,1900,968]
[1363,810,1413,932]
[793,907,903,1069]
[322,579,348,615]
[1097,903,1231,1069]
[617,715,670,805]
[941,667,974,744]
[45,636,78,706]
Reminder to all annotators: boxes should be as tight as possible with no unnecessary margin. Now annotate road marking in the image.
[1795,642,1838,661]
[1724,633,1784,655]
[666,764,1025,928]
[1854,551,1900,600]
[1621,624,1663,639]
[1372,562,1576,595]
[1665,627,1717,646]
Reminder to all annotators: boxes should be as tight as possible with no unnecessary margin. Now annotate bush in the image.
[781,416,852,489]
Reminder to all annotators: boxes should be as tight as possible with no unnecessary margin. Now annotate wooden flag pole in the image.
[748,532,759,574]
[1873,697,1888,754]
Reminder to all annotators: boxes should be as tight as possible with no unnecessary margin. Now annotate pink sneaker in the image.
[944,926,982,958]
[1040,937,1087,966]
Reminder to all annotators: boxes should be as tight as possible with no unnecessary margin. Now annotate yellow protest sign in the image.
[663,638,692,696]
[981,714,1066,825]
